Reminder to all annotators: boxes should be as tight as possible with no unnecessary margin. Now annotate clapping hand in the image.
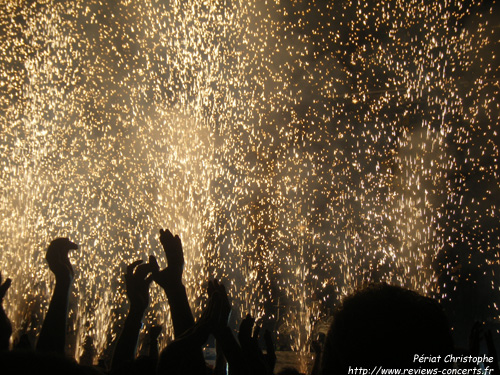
[208,279,231,336]
[150,229,184,291]
[125,260,153,312]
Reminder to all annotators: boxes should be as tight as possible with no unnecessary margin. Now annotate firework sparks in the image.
[0,0,499,363]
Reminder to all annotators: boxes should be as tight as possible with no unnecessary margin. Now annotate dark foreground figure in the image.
[318,284,454,375]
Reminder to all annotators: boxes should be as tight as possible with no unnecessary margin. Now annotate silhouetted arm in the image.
[0,272,12,352]
[157,317,212,375]
[211,280,228,375]
[238,315,271,375]
[111,260,152,370]
[148,325,162,362]
[209,280,249,375]
[215,326,250,375]
[214,339,227,375]
[151,229,194,337]
[157,282,223,375]
[36,238,78,354]
[163,282,194,337]
[152,229,210,373]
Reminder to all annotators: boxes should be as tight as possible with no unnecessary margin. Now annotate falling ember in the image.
[1,0,499,362]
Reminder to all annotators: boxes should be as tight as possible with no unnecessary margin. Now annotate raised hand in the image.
[205,282,250,375]
[160,229,184,271]
[125,260,153,312]
[238,314,256,348]
[111,260,153,370]
[208,279,231,335]
[37,238,77,353]
[207,279,233,375]
[150,229,195,340]
[197,288,221,332]
[46,238,78,284]
[150,229,184,292]
[238,314,271,375]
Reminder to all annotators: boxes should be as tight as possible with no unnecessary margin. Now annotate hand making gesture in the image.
[37,238,78,353]
[46,238,78,285]
[125,260,153,312]
[150,229,184,290]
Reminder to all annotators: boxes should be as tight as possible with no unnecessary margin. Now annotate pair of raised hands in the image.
[42,229,184,308]
[202,279,232,335]
[125,229,184,310]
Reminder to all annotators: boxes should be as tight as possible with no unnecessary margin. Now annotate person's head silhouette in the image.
[320,283,453,375]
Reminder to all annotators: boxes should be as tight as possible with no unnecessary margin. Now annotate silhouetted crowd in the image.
[0,230,498,374]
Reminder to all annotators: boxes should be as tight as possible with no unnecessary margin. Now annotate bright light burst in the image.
[0,0,499,363]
